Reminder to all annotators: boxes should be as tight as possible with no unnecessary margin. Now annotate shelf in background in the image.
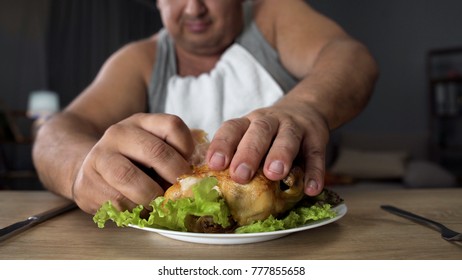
[428,46,462,177]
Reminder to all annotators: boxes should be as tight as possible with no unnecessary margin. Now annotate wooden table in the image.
[1,185,461,259]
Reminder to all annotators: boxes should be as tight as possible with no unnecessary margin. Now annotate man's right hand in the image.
[71,113,195,214]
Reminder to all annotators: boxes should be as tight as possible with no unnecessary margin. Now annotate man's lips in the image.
[183,19,211,33]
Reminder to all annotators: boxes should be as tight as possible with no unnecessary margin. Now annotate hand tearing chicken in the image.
[163,129,306,232]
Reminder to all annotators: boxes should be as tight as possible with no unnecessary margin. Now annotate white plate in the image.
[129,204,347,245]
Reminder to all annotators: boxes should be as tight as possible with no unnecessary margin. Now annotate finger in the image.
[78,183,138,215]
[122,131,191,184]
[136,113,195,160]
[94,151,165,207]
[302,136,327,196]
[229,116,279,183]
[263,120,303,181]
[206,118,250,170]
[72,162,139,215]
[104,122,192,184]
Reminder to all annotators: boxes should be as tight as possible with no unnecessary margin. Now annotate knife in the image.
[0,201,78,242]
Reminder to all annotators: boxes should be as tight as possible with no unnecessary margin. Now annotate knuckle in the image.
[221,118,249,133]
[251,118,275,135]
[302,145,326,177]
[246,109,265,120]
[211,118,249,148]
[272,143,297,155]
[306,145,326,158]
[281,121,302,142]
[111,162,138,185]
[210,135,233,150]
[103,123,125,139]
[163,114,187,131]
[132,112,147,119]
[240,143,264,158]
[143,140,174,162]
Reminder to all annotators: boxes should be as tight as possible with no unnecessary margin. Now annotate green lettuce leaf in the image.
[235,204,336,233]
[93,177,338,233]
[93,177,231,231]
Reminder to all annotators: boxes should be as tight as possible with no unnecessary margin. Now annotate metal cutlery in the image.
[381,205,462,241]
[0,201,77,242]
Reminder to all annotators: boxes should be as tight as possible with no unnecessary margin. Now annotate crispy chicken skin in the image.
[164,165,305,226]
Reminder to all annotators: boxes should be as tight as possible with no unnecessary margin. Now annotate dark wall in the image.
[0,0,50,112]
[0,0,161,113]
[0,0,50,189]
[310,0,462,138]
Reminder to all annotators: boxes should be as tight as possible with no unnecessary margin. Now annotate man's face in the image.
[157,0,244,55]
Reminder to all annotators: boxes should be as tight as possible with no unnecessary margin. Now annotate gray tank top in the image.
[148,1,298,114]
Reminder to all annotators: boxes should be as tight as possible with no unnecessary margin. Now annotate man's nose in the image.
[184,0,206,17]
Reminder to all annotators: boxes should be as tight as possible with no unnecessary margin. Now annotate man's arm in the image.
[33,40,150,199]
[269,0,377,129]
[33,112,100,200]
[207,0,378,195]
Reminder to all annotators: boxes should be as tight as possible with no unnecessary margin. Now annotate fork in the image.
[381,205,462,241]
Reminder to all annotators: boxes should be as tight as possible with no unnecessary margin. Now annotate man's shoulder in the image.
[252,0,285,48]
[123,34,158,58]
[255,0,308,21]
[115,34,159,68]
[107,34,160,84]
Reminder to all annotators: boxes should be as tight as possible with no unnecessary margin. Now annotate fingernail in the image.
[235,163,252,181]
[305,179,319,193]
[268,160,284,175]
[209,152,225,169]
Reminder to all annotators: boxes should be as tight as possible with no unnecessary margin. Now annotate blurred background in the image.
[1,0,462,190]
